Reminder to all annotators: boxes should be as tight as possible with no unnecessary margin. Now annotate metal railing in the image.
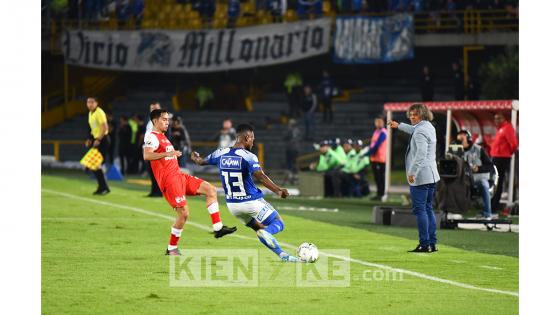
[413,9,518,34]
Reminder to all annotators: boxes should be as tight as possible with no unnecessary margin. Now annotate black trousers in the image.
[118,146,129,175]
[88,137,110,191]
[147,162,162,196]
[286,148,299,174]
[324,169,343,197]
[340,173,353,197]
[322,98,333,123]
[288,91,300,118]
[371,162,386,197]
[491,157,511,212]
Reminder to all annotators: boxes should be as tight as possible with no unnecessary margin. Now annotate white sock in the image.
[171,227,183,237]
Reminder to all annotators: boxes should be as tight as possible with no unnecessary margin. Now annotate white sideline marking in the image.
[277,206,339,213]
[42,189,519,297]
[480,265,504,270]
[42,217,164,222]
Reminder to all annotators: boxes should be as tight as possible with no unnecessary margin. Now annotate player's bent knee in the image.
[176,207,189,219]
[247,219,265,231]
[199,181,217,198]
[275,219,284,232]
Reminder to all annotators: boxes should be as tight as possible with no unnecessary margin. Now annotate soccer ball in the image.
[297,242,319,263]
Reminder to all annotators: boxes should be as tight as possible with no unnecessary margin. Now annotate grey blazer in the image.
[398,121,440,186]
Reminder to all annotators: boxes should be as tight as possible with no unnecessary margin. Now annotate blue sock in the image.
[257,231,284,256]
[265,217,284,235]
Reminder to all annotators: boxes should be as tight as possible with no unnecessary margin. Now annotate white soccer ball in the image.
[297,242,319,263]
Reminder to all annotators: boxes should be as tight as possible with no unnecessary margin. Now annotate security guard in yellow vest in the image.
[85,97,111,195]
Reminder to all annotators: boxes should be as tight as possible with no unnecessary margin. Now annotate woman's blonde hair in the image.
[406,103,433,121]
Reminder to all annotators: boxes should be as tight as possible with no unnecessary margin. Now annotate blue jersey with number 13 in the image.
[205,147,263,203]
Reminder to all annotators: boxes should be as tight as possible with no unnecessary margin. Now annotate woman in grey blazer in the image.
[389,103,440,253]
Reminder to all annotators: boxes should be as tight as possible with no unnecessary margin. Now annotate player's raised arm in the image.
[143,132,181,161]
[143,146,181,161]
[253,170,289,199]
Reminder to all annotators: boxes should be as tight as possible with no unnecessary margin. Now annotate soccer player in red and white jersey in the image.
[143,109,237,256]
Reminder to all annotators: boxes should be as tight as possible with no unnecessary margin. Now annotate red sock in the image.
[168,227,182,250]
[207,202,223,231]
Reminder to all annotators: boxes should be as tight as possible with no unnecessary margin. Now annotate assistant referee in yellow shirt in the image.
[86,97,111,195]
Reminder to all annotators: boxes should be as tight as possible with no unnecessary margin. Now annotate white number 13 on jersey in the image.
[221,171,246,197]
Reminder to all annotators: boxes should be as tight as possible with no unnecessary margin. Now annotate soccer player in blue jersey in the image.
[191,124,302,262]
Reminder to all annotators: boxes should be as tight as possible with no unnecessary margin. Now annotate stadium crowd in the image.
[44,0,519,23]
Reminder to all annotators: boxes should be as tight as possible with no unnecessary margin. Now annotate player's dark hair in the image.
[150,108,169,122]
[236,123,254,135]
[87,96,98,102]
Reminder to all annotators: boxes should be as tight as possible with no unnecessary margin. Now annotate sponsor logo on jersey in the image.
[175,196,185,204]
[228,195,253,201]
[220,156,242,170]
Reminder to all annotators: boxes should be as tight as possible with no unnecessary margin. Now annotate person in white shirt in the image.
[146,102,163,197]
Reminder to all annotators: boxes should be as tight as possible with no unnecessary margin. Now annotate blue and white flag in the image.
[333,14,414,64]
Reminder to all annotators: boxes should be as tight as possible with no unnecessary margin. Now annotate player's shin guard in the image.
[264,217,284,235]
[168,227,183,250]
[207,202,223,231]
[256,229,284,256]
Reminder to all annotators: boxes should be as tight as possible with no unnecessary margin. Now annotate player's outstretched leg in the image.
[263,214,284,235]
[248,218,301,263]
[166,206,189,256]
[197,181,237,238]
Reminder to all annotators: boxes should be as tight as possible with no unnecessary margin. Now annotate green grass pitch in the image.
[42,172,518,314]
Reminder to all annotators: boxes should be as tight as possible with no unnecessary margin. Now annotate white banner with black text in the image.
[62,18,332,72]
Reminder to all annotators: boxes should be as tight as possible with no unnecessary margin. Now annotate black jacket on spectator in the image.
[421,74,434,102]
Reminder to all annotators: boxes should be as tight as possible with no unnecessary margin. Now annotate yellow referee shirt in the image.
[88,107,108,139]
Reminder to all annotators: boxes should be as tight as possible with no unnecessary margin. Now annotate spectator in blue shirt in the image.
[228,0,241,27]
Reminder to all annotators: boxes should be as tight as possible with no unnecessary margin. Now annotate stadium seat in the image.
[143,8,153,20]
[176,11,188,28]
[257,11,272,25]
[284,9,297,22]
[188,18,203,30]
[188,10,201,20]
[173,4,184,15]
[141,18,154,29]
[323,1,332,14]
[170,20,179,30]
[108,18,118,30]
[236,17,248,28]
[216,3,227,15]
[163,4,173,15]
[215,10,227,21]
[241,2,255,15]
[213,17,227,29]
[157,11,167,26]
